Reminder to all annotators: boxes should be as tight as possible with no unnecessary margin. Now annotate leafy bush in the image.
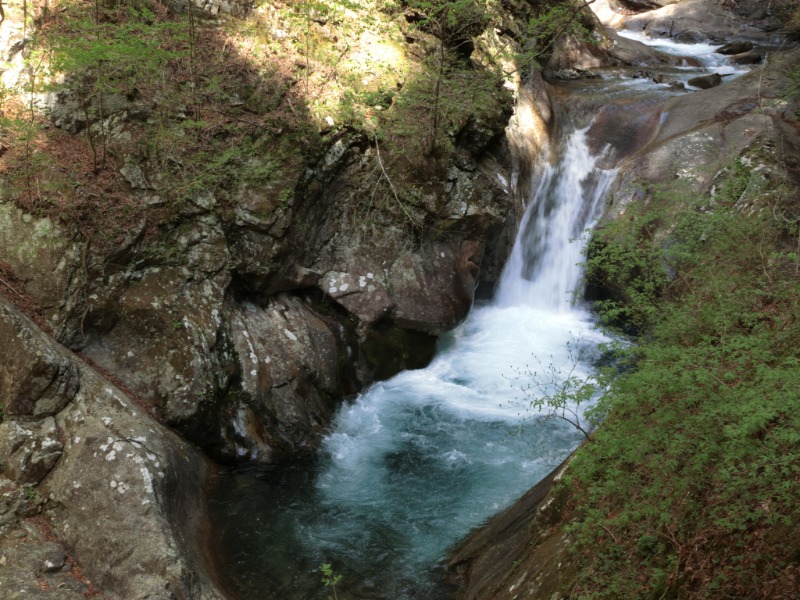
[563,156,800,598]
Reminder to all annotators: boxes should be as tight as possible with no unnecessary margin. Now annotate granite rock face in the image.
[593,0,780,45]
[0,0,520,473]
[0,503,93,600]
[0,297,225,600]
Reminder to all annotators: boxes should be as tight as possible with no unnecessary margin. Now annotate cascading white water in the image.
[211,127,617,600]
[496,126,617,309]
[616,30,746,76]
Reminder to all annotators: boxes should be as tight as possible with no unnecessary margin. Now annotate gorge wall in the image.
[1,0,799,597]
[0,0,556,596]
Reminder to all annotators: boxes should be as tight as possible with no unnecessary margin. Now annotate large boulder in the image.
[209,295,344,462]
[80,214,231,425]
[717,40,754,55]
[387,238,483,335]
[45,371,222,599]
[0,296,225,600]
[687,72,723,89]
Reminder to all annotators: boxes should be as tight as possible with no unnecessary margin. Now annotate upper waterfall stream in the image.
[208,31,743,600]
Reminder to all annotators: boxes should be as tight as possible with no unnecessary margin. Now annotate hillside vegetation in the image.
[0,0,546,245]
[566,135,800,597]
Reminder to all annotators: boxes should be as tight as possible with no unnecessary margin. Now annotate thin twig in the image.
[600,524,619,545]
[373,135,420,230]
[0,276,20,295]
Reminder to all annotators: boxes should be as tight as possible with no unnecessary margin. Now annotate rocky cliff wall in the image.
[0,296,224,599]
[0,0,574,595]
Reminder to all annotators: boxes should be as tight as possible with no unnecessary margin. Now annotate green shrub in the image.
[563,156,800,598]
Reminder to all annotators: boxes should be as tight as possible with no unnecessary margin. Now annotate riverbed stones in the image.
[688,72,723,89]
[717,40,754,55]
[729,49,764,65]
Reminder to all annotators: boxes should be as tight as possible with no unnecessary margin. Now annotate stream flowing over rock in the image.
[1,0,798,596]
[444,1,800,598]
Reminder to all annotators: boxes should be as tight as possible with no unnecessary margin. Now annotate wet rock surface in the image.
[445,460,577,600]
[687,72,723,88]
[608,48,800,194]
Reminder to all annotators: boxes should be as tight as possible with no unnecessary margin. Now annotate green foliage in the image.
[513,338,620,441]
[521,0,595,68]
[585,210,670,333]
[48,8,185,79]
[23,485,39,502]
[320,563,343,600]
[560,156,800,598]
[586,158,762,333]
[47,5,190,169]
[405,0,490,41]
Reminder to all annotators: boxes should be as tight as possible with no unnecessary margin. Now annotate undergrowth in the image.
[0,0,596,248]
[565,154,800,598]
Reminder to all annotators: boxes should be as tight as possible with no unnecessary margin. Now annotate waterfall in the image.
[496,126,617,310]
[210,127,615,600]
[206,23,757,600]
